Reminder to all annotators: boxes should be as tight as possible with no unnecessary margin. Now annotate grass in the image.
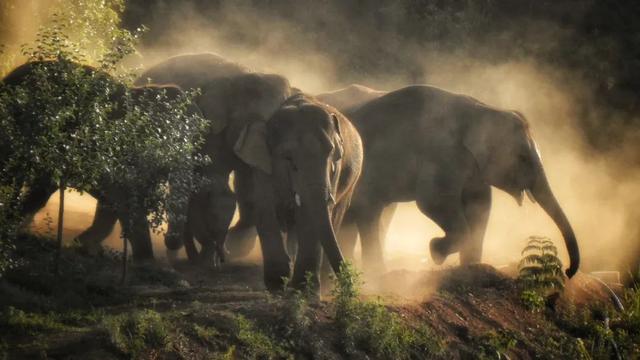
[233,314,287,359]
[331,262,445,359]
[103,309,171,358]
[0,307,69,336]
[471,330,518,359]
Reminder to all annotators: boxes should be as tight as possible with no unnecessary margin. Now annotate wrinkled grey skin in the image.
[341,85,579,278]
[134,53,293,275]
[2,61,199,262]
[245,94,363,290]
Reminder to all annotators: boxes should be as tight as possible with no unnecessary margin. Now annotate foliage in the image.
[0,186,19,278]
[0,0,141,75]
[104,309,170,357]
[232,314,287,359]
[554,283,640,359]
[331,262,444,359]
[0,307,68,336]
[520,289,545,312]
[518,236,565,311]
[275,272,327,356]
[471,330,518,360]
[0,0,208,273]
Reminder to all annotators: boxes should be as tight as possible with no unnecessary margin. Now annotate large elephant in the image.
[135,53,294,269]
[339,85,580,278]
[226,83,390,259]
[238,93,363,290]
[70,53,293,269]
[1,60,201,262]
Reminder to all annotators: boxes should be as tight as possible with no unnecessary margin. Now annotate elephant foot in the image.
[430,237,452,265]
[459,247,482,265]
[263,261,291,292]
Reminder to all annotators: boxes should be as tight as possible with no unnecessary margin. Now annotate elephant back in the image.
[315,84,387,113]
[134,53,250,90]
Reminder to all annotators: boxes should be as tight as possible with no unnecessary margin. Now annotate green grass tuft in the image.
[103,309,171,358]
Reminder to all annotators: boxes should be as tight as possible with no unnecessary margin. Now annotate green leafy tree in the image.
[0,1,208,277]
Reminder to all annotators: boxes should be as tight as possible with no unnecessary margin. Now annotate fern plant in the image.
[518,236,565,310]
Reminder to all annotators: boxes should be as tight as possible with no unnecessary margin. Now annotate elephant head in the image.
[463,106,580,277]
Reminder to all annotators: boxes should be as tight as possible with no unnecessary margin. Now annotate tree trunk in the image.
[55,180,65,274]
[121,235,128,285]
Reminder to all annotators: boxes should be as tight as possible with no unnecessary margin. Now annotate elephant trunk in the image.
[530,164,580,278]
[300,185,345,274]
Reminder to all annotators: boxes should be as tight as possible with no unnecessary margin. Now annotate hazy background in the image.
[3,0,639,277]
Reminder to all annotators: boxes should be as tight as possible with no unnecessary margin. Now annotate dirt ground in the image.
[2,231,627,359]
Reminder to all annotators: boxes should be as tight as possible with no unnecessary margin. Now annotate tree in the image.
[0,1,208,277]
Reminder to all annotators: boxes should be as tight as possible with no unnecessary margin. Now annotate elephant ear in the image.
[462,118,493,172]
[233,120,272,174]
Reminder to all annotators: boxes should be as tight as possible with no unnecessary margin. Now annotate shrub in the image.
[518,236,565,311]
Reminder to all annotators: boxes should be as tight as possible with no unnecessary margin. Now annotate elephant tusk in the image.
[525,189,536,203]
[326,190,335,205]
[294,192,302,207]
[516,191,524,206]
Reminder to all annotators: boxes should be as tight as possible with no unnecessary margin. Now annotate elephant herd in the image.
[2,53,580,292]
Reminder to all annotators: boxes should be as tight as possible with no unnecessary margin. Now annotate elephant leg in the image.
[164,198,191,263]
[253,171,291,291]
[20,176,57,228]
[459,183,491,264]
[286,228,298,260]
[354,205,386,273]
[182,225,198,262]
[321,194,358,288]
[415,165,471,265]
[226,169,258,259]
[118,210,154,263]
[196,182,236,266]
[76,200,118,255]
[379,203,398,252]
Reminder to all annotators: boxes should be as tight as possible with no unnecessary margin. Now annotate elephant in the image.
[237,93,363,290]
[338,85,579,278]
[226,83,390,259]
[133,53,294,271]
[65,52,293,269]
[0,60,202,262]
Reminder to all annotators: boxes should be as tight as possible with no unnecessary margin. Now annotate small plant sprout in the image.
[518,236,565,310]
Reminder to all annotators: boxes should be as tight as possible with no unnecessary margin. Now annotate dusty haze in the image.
[4,1,639,283]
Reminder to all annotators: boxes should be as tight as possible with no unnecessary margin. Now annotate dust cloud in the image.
[8,2,639,288]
